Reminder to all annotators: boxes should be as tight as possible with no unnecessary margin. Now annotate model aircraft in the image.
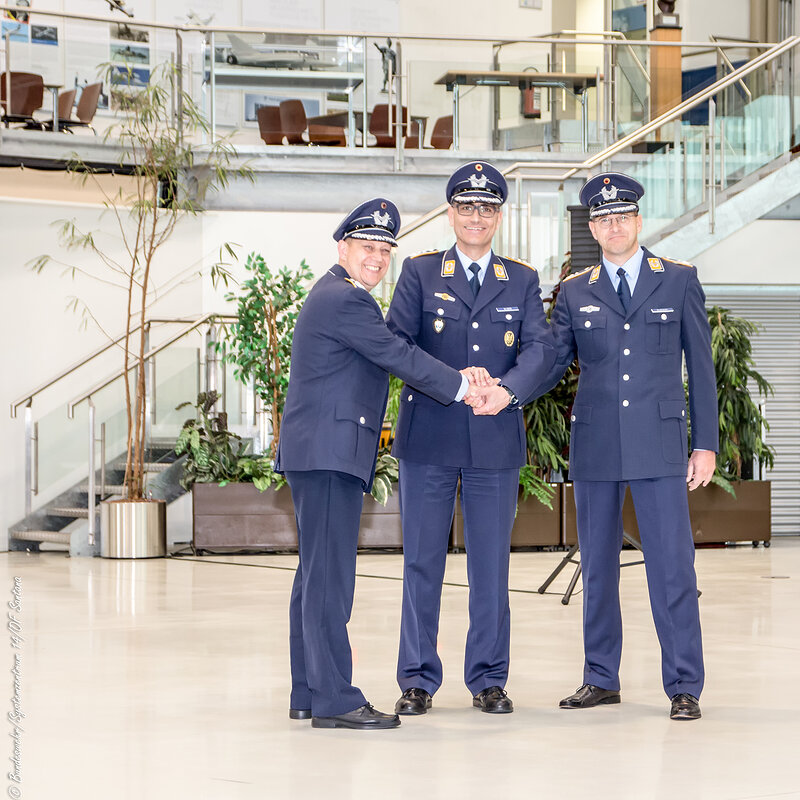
[225,34,337,70]
[105,0,134,18]
[185,10,214,26]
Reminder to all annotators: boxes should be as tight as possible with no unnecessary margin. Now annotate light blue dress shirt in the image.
[602,246,644,295]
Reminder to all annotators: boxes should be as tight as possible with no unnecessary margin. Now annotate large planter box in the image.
[563,481,771,546]
[452,487,561,549]
[193,483,297,552]
[192,482,404,553]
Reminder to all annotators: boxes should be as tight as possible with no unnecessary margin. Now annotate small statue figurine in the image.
[374,38,397,93]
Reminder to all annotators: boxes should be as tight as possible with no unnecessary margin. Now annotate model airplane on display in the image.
[225,34,336,70]
[104,0,134,17]
[185,10,214,26]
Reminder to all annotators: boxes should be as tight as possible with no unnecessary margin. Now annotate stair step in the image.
[13,530,72,545]
[80,484,126,495]
[144,462,174,473]
[49,506,90,519]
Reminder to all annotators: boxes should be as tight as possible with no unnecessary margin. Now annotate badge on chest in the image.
[433,318,445,333]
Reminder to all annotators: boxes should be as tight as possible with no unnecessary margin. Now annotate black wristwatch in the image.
[499,384,519,407]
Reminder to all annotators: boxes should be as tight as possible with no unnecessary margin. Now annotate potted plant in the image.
[31,61,251,557]
[686,306,774,545]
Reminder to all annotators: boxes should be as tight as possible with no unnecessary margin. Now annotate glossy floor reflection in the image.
[3,540,799,800]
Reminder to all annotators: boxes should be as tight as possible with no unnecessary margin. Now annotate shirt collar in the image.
[603,246,644,289]
[455,246,492,281]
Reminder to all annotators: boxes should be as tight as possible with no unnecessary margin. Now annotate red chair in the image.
[1,72,44,127]
[430,115,453,149]
[60,82,102,133]
[279,99,346,146]
[369,103,408,147]
[404,120,423,149]
[256,105,283,145]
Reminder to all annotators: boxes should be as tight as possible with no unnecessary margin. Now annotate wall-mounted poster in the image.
[110,22,149,44]
[111,65,151,88]
[1,19,29,43]
[111,43,149,63]
[31,25,58,45]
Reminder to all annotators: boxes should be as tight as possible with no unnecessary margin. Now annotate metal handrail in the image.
[66,313,236,417]
[0,6,780,47]
[710,34,753,101]
[10,317,219,417]
[397,35,799,241]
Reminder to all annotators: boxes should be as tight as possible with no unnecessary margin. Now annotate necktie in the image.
[469,263,481,298]
[616,267,631,312]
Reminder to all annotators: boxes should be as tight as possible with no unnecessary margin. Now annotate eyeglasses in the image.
[594,214,637,228]
[454,203,500,218]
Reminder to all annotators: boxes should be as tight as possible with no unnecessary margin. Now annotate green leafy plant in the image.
[707,306,774,493]
[520,255,577,508]
[30,61,251,500]
[371,453,399,506]
[220,253,313,458]
[175,391,286,492]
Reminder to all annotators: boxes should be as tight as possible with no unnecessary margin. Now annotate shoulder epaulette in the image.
[408,249,440,259]
[502,255,537,272]
[563,265,594,282]
[663,256,695,268]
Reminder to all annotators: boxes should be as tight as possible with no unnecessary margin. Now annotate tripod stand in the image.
[537,531,644,605]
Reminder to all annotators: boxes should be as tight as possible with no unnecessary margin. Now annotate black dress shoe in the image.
[395,688,432,715]
[559,684,621,709]
[289,708,311,720]
[311,703,401,730]
[670,693,701,720]
[472,686,514,714]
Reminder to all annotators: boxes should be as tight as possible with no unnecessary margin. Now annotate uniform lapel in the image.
[587,264,626,318]
[626,247,663,318]
[440,246,475,308]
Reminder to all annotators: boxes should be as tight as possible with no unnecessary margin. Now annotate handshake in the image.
[459,367,513,416]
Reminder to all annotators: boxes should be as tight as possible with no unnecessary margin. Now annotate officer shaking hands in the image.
[533,173,718,721]
[275,198,497,731]
[387,162,555,716]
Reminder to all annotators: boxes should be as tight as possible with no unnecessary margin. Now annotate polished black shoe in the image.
[311,703,401,730]
[670,693,701,721]
[472,686,514,714]
[395,688,432,715]
[559,684,621,709]
[289,708,311,720]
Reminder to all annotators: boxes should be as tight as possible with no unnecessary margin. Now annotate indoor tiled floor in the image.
[3,540,799,800]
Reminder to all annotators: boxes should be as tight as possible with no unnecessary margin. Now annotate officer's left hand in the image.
[469,385,512,416]
[686,450,716,491]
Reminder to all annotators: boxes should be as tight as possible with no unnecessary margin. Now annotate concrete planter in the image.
[191,482,404,553]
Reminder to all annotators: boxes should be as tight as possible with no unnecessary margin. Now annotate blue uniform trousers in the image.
[286,469,367,718]
[574,477,704,699]
[397,460,519,697]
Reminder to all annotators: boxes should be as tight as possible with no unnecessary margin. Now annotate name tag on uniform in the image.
[579,305,600,313]
[495,306,519,312]
[651,307,674,313]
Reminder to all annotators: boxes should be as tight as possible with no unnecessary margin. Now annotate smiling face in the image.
[448,202,503,261]
[337,237,393,290]
[588,212,643,265]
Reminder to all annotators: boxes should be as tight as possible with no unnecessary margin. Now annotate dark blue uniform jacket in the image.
[386,246,555,469]
[275,264,463,490]
[534,248,719,481]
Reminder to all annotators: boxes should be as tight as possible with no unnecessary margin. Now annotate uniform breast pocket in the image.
[334,403,379,463]
[645,309,681,355]
[423,297,461,348]
[489,307,523,352]
[572,313,608,362]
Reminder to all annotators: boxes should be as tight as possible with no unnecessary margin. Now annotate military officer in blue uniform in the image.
[534,173,718,721]
[386,162,555,715]
[275,198,492,730]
